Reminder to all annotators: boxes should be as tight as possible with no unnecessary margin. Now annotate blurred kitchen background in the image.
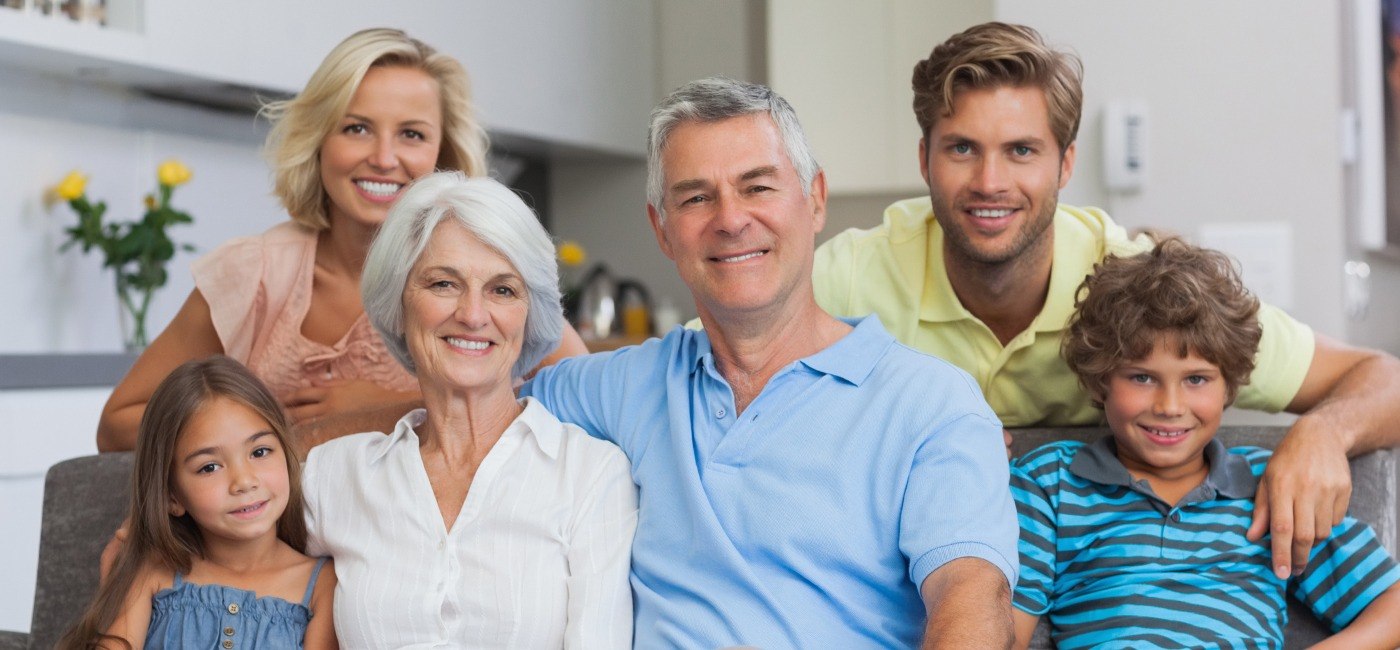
[2,0,1398,631]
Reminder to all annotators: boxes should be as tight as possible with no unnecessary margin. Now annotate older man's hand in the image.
[1246,422,1351,578]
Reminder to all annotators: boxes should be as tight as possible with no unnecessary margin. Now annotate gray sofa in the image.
[4,427,1395,649]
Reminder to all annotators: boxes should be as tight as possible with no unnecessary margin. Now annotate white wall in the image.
[996,0,1349,340]
[0,66,282,353]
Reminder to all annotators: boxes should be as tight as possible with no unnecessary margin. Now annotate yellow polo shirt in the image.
[812,197,1314,427]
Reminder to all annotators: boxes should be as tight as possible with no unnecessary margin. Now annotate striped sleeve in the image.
[1291,517,1400,632]
[1011,445,1067,615]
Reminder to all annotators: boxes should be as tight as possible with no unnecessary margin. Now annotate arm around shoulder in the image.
[1284,333,1400,454]
[97,289,223,451]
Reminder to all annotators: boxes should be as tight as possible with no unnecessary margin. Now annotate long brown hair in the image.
[59,356,306,649]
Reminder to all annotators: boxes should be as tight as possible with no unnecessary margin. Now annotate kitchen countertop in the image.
[0,353,137,389]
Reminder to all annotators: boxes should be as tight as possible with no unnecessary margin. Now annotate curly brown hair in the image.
[1063,238,1262,406]
[911,22,1083,153]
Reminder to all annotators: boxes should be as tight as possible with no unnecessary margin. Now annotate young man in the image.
[812,21,1400,577]
[1011,239,1400,649]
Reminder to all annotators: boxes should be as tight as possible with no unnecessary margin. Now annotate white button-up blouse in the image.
[303,397,638,649]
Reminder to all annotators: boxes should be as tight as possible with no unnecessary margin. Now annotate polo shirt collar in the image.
[369,397,562,463]
[797,315,890,386]
[916,203,1098,334]
[690,315,889,387]
[1070,435,1259,500]
[1032,209,1102,334]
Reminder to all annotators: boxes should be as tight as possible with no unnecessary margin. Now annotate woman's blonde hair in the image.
[59,356,306,649]
[261,28,489,230]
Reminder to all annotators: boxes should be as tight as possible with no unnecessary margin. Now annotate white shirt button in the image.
[715,408,726,418]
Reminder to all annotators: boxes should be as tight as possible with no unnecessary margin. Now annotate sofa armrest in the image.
[0,629,29,650]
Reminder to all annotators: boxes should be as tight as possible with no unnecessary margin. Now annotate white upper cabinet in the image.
[0,0,656,156]
[766,0,991,195]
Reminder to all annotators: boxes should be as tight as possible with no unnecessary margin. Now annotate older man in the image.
[522,78,1017,649]
[812,21,1400,579]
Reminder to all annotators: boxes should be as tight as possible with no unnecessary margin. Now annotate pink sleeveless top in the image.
[191,222,419,403]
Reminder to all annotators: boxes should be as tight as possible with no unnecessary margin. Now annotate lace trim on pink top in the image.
[192,222,419,403]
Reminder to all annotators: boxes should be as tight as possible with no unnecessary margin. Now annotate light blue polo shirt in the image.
[521,315,1018,649]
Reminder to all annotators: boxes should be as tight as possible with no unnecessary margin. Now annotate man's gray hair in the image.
[361,171,564,379]
[646,77,820,218]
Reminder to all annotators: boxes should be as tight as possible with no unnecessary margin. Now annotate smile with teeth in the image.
[447,337,490,351]
[1141,425,1191,438]
[715,251,766,263]
[356,180,403,197]
[969,208,1015,219]
[231,501,266,516]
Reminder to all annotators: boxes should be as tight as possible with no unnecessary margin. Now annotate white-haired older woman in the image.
[300,172,637,648]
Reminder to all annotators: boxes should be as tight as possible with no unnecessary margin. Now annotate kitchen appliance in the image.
[570,264,654,340]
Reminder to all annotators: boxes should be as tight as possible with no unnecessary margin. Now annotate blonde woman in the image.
[97,28,586,454]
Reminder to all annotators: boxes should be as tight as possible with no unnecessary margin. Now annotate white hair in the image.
[646,77,820,219]
[361,172,563,379]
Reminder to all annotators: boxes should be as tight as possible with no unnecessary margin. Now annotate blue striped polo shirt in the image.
[1012,437,1400,649]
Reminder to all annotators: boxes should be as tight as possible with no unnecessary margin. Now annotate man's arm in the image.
[1247,333,1400,576]
[920,557,1013,650]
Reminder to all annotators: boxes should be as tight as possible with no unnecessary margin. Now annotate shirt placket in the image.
[220,599,244,649]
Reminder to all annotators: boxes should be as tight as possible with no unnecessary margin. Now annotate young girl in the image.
[61,356,336,649]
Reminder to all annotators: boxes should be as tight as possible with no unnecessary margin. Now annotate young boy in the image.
[1011,238,1400,649]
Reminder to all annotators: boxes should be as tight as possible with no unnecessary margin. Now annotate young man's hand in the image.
[1245,424,1351,578]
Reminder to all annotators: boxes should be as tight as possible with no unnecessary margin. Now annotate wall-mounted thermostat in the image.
[1102,100,1148,192]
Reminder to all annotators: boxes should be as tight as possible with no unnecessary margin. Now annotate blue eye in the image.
[951,143,972,155]
[1185,375,1210,386]
[1013,145,1033,156]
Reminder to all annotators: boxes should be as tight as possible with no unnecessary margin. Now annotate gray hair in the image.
[646,77,820,219]
[361,172,564,379]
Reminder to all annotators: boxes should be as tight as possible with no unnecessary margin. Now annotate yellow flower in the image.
[558,241,586,267]
[56,171,87,201]
[157,159,192,187]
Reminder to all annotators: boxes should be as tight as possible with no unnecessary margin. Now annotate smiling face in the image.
[169,396,291,547]
[320,65,443,230]
[402,220,528,396]
[1103,336,1229,485]
[647,113,827,321]
[920,85,1075,267]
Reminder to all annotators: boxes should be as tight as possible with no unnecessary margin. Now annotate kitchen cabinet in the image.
[765,0,992,195]
[0,0,656,156]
